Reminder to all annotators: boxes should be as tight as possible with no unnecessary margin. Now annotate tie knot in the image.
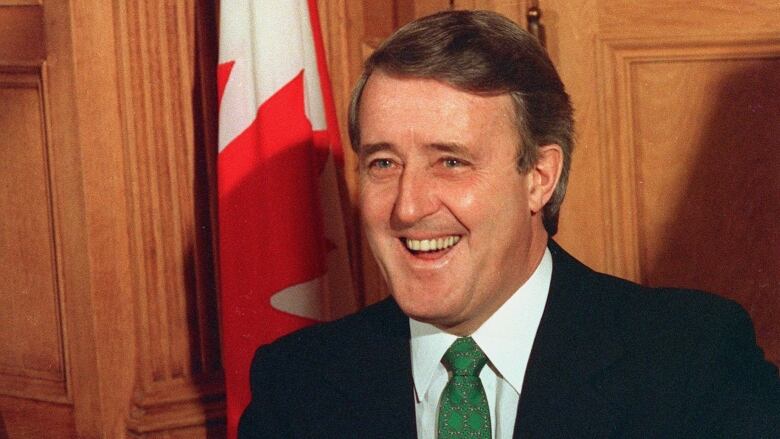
[442,337,488,377]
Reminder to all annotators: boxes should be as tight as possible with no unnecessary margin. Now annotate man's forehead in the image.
[364,71,480,98]
[358,140,473,157]
[359,74,517,140]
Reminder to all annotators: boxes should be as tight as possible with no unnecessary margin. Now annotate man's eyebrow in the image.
[428,142,472,157]
[359,142,392,157]
[359,141,472,157]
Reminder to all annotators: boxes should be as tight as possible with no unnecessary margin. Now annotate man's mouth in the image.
[402,235,461,254]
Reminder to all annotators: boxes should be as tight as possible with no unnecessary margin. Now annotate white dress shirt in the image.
[409,248,552,439]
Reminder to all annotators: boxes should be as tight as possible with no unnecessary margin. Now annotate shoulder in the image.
[593,269,746,327]
[551,246,779,434]
[549,240,775,380]
[249,297,407,373]
[604,275,753,344]
[550,240,751,343]
[583,267,758,360]
[239,299,416,438]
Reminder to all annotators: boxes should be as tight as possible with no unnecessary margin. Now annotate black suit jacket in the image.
[239,242,780,438]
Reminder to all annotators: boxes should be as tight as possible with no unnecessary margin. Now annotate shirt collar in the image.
[409,247,553,401]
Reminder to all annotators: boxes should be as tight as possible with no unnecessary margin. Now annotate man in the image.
[239,10,780,438]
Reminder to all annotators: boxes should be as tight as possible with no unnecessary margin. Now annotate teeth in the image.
[404,235,460,252]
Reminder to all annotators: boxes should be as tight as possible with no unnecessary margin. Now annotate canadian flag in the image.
[217,1,356,437]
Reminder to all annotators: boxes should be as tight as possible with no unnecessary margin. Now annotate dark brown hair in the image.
[348,10,574,235]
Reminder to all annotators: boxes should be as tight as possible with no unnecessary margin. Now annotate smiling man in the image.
[239,10,780,439]
[357,72,557,337]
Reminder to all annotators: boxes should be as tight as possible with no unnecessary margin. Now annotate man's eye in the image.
[369,158,394,169]
[443,158,464,168]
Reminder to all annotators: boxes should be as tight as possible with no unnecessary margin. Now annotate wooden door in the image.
[320,0,780,366]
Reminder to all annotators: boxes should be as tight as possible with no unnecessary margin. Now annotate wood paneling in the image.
[598,1,780,37]
[395,0,452,24]
[0,1,94,437]
[114,0,223,436]
[453,0,529,24]
[0,395,74,438]
[0,4,43,60]
[0,0,223,436]
[64,0,135,435]
[547,0,780,366]
[597,36,780,279]
[0,67,68,403]
[621,41,779,364]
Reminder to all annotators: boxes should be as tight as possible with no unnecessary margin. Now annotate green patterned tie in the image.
[437,337,491,438]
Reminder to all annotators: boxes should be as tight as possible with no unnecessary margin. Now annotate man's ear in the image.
[528,144,563,214]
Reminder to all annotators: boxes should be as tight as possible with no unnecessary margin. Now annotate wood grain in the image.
[453,0,529,24]
[0,68,67,402]
[0,4,43,60]
[113,0,223,435]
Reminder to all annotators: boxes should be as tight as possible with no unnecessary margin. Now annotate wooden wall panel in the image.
[395,0,452,24]
[598,35,780,364]
[0,4,44,60]
[453,0,529,24]
[0,68,68,403]
[63,0,136,435]
[0,1,93,437]
[0,0,223,436]
[114,0,223,436]
[598,1,780,38]
[528,0,611,272]
[0,395,75,438]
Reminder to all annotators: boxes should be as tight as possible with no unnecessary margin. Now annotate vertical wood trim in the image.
[597,38,641,279]
[317,0,372,307]
[114,0,224,435]
[63,0,136,435]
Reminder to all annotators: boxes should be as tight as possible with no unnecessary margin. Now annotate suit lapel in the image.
[319,299,418,438]
[514,242,624,438]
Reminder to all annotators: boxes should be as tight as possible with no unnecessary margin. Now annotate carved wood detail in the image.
[112,0,223,434]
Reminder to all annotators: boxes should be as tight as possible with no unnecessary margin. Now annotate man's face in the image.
[357,72,550,335]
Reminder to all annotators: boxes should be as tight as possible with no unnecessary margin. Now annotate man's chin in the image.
[392,294,459,326]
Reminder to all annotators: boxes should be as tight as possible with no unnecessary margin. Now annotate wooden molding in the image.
[126,379,225,435]
[0,64,69,404]
[0,1,43,6]
[112,0,223,434]
[597,34,780,281]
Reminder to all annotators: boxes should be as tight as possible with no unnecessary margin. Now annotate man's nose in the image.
[391,167,438,226]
